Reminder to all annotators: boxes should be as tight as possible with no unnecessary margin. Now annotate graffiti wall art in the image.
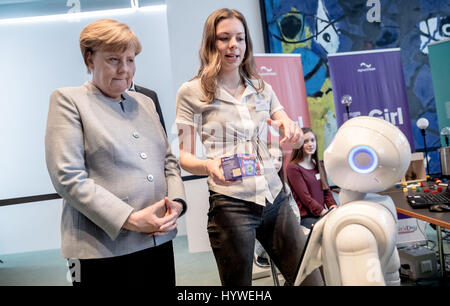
[262,0,450,173]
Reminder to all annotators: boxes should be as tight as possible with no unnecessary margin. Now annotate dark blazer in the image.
[134,85,167,134]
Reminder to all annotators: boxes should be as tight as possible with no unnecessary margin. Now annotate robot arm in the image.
[384,247,401,286]
[335,224,385,285]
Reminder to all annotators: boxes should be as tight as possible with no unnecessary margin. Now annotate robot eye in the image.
[348,146,378,174]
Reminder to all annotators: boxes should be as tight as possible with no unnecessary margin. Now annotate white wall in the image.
[166,0,265,94]
[0,0,265,255]
[0,200,63,255]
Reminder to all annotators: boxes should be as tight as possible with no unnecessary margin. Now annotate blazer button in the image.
[140,152,148,159]
[133,132,140,139]
[147,174,154,182]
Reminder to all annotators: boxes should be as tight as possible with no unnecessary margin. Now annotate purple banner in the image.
[328,49,414,151]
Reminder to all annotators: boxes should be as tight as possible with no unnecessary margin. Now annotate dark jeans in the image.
[69,240,175,287]
[301,216,320,230]
[207,190,324,286]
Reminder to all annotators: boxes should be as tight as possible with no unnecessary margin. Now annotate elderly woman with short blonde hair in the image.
[45,19,186,287]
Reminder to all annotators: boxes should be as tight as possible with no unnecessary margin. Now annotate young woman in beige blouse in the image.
[176,8,323,286]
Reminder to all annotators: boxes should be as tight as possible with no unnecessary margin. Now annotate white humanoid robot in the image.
[295,116,411,286]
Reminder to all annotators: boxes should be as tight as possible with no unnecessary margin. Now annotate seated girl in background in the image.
[254,145,301,268]
[286,127,338,229]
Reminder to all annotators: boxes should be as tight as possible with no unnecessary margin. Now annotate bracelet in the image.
[172,198,187,217]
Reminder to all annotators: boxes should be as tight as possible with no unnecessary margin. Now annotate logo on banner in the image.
[369,107,404,125]
[357,62,376,72]
[258,66,277,76]
[398,224,418,234]
[343,107,404,126]
[343,111,361,121]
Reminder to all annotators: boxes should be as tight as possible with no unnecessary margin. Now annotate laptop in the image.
[406,184,450,208]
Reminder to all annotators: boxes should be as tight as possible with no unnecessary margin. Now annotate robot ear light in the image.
[348,145,378,174]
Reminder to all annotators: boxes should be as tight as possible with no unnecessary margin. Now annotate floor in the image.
[0,226,448,286]
[0,236,275,286]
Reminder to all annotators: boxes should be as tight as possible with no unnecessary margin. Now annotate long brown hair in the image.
[289,127,329,190]
[196,8,264,103]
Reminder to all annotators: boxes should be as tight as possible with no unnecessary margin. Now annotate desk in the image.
[381,187,450,280]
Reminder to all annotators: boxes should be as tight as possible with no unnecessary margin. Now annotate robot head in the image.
[324,116,411,193]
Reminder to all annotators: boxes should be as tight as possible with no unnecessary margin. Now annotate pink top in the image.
[286,162,337,217]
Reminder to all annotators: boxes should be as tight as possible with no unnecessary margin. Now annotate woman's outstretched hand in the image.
[266,118,303,149]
